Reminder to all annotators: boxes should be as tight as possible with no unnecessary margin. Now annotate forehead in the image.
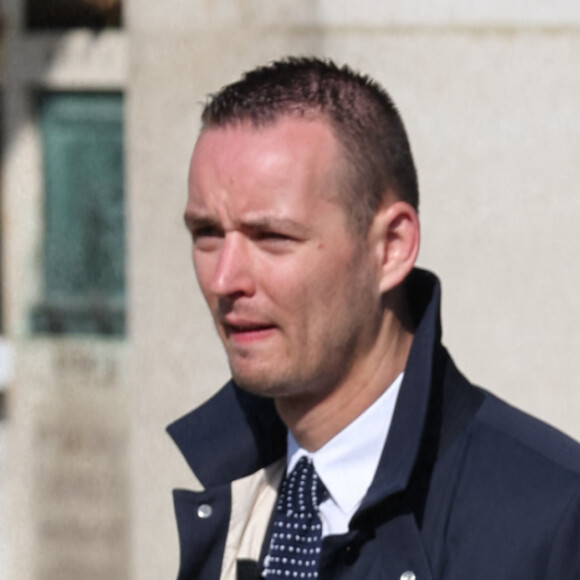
[192,116,338,173]
[187,117,343,214]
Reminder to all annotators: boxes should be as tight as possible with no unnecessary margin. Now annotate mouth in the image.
[223,321,277,343]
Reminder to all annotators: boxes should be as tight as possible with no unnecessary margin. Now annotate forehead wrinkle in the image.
[186,176,240,229]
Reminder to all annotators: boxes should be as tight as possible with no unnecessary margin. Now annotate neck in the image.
[275,303,414,452]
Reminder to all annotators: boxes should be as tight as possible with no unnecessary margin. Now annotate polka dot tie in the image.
[263,456,327,579]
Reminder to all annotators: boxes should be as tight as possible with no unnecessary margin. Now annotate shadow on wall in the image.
[1,0,123,175]
[26,0,121,30]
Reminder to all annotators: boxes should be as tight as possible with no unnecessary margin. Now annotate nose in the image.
[209,233,255,298]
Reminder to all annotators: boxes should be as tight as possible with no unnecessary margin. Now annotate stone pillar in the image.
[2,0,129,578]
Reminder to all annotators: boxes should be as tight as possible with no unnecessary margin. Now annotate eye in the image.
[256,231,292,241]
[252,230,298,254]
[192,226,221,239]
[191,226,223,249]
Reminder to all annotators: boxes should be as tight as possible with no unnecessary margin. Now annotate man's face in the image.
[186,117,384,403]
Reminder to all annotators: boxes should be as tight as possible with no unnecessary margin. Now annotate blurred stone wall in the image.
[2,1,128,578]
[127,3,580,578]
[2,1,580,579]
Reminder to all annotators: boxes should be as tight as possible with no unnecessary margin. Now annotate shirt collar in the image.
[287,372,403,516]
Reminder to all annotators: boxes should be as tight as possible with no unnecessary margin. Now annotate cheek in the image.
[192,253,216,303]
[277,259,349,322]
[256,260,314,324]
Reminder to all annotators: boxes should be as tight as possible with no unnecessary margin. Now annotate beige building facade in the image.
[2,1,580,579]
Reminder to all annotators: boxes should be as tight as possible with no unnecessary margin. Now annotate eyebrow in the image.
[183,212,310,237]
[242,217,310,237]
[183,213,218,232]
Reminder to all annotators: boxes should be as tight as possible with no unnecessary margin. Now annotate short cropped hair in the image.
[201,57,419,234]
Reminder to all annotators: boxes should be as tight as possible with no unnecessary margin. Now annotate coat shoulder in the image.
[474,388,580,478]
[431,387,580,579]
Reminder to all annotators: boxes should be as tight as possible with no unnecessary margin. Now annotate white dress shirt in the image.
[286,372,403,536]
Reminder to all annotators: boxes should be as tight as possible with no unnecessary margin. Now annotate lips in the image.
[222,318,277,343]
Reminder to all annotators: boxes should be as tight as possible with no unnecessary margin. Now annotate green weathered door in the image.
[33,92,125,336]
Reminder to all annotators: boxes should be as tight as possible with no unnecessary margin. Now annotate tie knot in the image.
[278,456,327,517]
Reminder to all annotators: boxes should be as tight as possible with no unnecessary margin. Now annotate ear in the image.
[368,201,420,294]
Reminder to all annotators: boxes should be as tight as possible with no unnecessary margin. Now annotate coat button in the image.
[400,572,416,580]
[197,504,213,519]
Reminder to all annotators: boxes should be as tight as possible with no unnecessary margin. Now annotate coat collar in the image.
[167,380,286,488]
[167,268,478,496]
[360,268,441,507]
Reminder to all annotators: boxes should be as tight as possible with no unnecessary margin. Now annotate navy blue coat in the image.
[168,269,580,579]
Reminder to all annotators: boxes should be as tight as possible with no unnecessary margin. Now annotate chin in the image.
[231,369,296,399]
[231,371,273,396]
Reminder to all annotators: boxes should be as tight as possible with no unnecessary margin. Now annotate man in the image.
[168,58,580,580]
